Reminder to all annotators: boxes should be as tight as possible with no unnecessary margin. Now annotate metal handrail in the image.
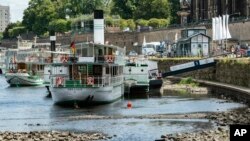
[51,75,123,88]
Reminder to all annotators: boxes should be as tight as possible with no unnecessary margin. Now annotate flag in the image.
[218,16,223,40]
[222,15,227,39]
[212,18,216,40]
[142,36,146,47]
[215,17,220,40]
[225,14,232,39]
[70,40,76,54]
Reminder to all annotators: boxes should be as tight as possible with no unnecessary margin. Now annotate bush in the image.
[159,19,169,27]
[126,19,135,31]
[9,26,26,38]
[105,16,114,26]
[179,77,199,87]
[135,19,148,26]
[148,18,160,28]
[119,19,127,30]
[49,19,69,34]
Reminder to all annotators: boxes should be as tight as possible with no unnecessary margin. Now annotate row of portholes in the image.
[128,68,144,72]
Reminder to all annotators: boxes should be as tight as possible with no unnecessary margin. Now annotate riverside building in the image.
[181,0,250,23]
[0,4,10,32]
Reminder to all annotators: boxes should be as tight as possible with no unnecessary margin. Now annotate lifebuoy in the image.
[87,77,94,85]
[61,55,68,63]
[105,55,113,63]
[56,77,64,87]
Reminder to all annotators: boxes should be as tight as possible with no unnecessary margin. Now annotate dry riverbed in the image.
[160,107,250,141]
[0,108,248,141]
[0,131,108,141]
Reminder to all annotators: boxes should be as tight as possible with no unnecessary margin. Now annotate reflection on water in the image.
[0,86,246,140]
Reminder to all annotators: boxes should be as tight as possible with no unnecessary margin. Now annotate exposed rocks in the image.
[207,108,250,126]
[162,127,229,141]
[0,131,107,141]
[161,108,250,141]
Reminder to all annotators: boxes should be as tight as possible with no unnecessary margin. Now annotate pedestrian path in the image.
[167,76,250,95]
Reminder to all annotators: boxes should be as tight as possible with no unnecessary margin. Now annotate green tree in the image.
[22,0,57,35]
[2,22,25,39]
[111,0,178,25]
[169,0,180,24]
[51,0,70,19]
[49,19,70,34]
[8,27,26,38]
[134,0,170,20]
[63,0,106,17]
[111,0,138,19]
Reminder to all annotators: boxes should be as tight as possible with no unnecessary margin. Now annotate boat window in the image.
[93,65,102,76]
[119,66,123,75]
[17,63,26,69]
[78,65,87,75]
[104,47,107,55]
[83,48,88,56]
[98,49,103,56]
[106,66,110,74]
[108,48,112,55]
[112,66,118,76]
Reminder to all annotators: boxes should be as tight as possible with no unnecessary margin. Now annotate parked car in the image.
[128,50,138,56]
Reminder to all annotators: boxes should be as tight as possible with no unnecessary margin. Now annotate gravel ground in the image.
[0,131,108,141]
[160,107,250,141]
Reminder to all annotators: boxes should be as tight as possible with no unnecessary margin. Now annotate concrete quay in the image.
[166,76,250,106]
[159,76,250,141]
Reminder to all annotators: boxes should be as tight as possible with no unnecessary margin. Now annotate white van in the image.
[142,42,161,56]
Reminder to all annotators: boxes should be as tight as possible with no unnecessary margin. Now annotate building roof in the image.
[178,33,210,42]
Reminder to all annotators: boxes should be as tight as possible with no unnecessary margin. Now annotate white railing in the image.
[51,75,123,88]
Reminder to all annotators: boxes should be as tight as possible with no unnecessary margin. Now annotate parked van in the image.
[142,42,161,56]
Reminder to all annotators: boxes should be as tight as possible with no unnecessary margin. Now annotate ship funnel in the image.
[94,10,104,44]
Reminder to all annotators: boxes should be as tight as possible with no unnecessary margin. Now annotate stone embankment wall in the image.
[157,58,250,88]
[2,19,250,51]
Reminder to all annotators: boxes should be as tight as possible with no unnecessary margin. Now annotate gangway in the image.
[162,58,216,77]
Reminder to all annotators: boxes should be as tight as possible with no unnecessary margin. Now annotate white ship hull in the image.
[5,73,44,86]
[51,84,123,105]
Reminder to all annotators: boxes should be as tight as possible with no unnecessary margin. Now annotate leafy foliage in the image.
[179,77,199,87]
[134,0,170,20]
[135,19,149,26]
[8,27,27,38]
[111,0,138,19]
[169,0,180,24]
[3,0,180,38]
[49,19,70,34]
[119,19,128,30]
[2,22,26,39]
[126,19,136,31]
[22,0,57,35]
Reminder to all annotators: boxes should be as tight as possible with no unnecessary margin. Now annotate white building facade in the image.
[0,5,10,32]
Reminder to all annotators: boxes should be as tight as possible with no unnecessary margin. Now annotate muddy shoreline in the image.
[158,107,250,141]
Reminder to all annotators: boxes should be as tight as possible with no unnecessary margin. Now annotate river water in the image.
[0,76,246,141]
